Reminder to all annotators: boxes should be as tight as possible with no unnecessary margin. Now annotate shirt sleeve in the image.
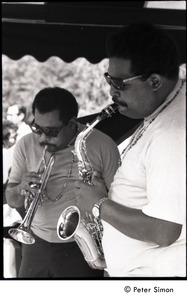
[100,137,120,189]
[87,129,120,190]
[8,137,27,184]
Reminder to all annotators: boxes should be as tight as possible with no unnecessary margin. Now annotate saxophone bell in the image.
[57,206,106,269]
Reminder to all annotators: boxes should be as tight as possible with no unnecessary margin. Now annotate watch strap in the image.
[93,197,108,218]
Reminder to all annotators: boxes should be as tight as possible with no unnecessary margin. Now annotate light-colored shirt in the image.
[3,145,15,184]
[9,124,120,243]
[16,122,32,141]
[3,122,31,183]
[103,79,186,277]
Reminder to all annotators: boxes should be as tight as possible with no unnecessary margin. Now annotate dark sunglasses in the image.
[30,119,64,137]
[104,72,144,91]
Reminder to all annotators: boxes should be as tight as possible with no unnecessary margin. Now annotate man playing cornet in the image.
[6,87,120,278]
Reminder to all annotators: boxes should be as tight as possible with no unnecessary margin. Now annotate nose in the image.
[110,87,120,101]
[109,85,115,95]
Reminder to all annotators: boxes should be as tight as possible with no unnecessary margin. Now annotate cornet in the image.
[8,147,55,244]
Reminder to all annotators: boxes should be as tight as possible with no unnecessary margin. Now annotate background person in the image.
[3,120,18,186]
[74,20,186,277]
[6,87,120,278]
[6,104,31,141]
[3,120,22,278]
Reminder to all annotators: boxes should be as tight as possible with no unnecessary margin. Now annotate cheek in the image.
[52,137,61,144]
[120,90,140,107]
[122,90,149,116]
[126,88,148,105]
[54,133,66,146]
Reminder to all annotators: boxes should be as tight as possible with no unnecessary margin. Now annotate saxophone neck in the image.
[73,102,118,185]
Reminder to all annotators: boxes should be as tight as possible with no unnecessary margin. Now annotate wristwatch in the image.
[92,197,108,218]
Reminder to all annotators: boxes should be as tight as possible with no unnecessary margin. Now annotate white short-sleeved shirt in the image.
[103,79,186,277]
[9,124,120,242]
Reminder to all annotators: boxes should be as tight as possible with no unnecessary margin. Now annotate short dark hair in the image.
[3,120,18,141]
[106,20,180,79]
[18,106,26,116]
[7,105,26,117]
[32,87,79,124]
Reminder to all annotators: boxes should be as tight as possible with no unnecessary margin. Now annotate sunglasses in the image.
[104,72,144,91]
[30,119,64,137]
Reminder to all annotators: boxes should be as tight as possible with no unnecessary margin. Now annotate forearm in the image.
[100,199,182,247]
[6,183,25,208]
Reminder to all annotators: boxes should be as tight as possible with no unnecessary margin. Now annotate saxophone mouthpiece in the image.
[98,103,119,120]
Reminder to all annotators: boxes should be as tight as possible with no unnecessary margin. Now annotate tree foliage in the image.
[2,55,111,122]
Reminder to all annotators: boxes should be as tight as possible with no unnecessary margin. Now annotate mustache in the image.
[39,142,56,147]
[112,95,127,107]
[112,94,120,102]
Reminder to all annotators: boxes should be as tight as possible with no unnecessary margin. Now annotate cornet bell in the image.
[8,228,35,244]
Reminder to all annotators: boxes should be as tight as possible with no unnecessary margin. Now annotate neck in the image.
[156,77,178,107]
[67,124,79,147]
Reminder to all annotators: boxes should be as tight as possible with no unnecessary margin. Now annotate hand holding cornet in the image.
[20,171,43,210]
[21,171,42,193]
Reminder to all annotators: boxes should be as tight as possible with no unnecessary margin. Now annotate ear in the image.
[147,74,162,91]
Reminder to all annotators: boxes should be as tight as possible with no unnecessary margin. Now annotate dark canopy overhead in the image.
[2,2,186,63]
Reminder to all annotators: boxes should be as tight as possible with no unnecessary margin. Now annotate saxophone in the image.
[74,102,118,185]
[57,103,118,269]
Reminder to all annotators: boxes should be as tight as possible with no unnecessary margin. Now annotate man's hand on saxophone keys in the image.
[74,176,108,215]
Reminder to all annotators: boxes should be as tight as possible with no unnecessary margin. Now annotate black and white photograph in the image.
[1,1,186,299]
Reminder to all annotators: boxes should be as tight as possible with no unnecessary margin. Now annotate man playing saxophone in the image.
[6,87,120,278]
[74,21,186,277]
